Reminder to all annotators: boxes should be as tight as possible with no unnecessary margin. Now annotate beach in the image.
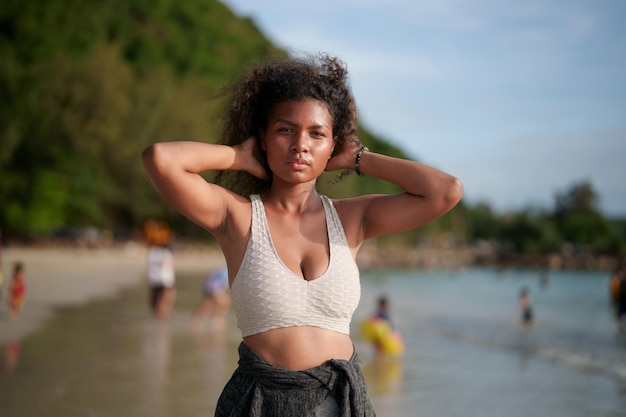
[0,245,225,346]
[1,248,624,417]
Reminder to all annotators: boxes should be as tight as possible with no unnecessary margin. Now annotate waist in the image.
[243,326,354,371]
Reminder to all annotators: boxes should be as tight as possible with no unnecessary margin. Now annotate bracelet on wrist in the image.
[355,146,369,177]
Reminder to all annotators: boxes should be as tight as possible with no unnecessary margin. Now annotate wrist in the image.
[354,146,369,176]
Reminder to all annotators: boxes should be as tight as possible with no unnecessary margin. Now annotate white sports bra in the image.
[231,194,361,337]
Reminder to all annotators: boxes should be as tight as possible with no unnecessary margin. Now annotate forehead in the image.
[269,99,332,126]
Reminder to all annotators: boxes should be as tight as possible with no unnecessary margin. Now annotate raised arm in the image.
[327,142,463,242]
[141,138,267,233]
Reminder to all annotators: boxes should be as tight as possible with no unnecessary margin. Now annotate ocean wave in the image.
[536,346,626,381]
[418,319,626,383]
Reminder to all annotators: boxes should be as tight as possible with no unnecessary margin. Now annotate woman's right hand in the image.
[234,137,269,180]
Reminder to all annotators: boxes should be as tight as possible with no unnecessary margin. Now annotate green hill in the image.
[0,0,432,242]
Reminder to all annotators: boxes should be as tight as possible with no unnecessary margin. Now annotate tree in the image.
[552,180,621,253]
[554,180,597,216]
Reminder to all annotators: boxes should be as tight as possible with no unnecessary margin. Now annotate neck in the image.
[263,183,321,214]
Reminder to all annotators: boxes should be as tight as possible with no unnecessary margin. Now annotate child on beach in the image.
[142,53,463,416]
[362,295,404,357]
[8,262,26,320]
[191,265,231,330]
[374,295,391,324]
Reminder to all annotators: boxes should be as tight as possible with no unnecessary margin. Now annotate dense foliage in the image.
[0,0,282,236]
[1,0,623,257]
[0,0,413,238]
[462,181,625,257]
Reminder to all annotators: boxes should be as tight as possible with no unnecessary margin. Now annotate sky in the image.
[222,0,626,217]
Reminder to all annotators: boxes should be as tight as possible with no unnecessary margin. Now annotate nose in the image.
[291,131,309,153]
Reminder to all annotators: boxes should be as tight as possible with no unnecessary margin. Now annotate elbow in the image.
[441,176,464,210]
[141,143,169,173]
[141,144,156,170]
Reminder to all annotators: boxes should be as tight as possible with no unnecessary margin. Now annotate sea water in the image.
[0,267,624,417]
[358,267,626,417]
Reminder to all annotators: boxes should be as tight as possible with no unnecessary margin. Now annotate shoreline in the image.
[0,244,225,346]
[0,242,617,347]
[357,243,620,271]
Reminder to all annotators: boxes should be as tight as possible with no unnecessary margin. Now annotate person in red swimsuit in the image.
[9,261,26,320]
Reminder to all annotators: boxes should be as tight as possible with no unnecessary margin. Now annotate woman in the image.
[142,54,463,416]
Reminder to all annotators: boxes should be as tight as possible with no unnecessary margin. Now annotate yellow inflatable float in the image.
[360,318,405,356]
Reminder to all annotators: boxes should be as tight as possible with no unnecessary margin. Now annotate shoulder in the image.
[206,191,253,232]
[325,196,374,249]
[327,195,375,218]
[215,192,255,241]
[224,193,255,218]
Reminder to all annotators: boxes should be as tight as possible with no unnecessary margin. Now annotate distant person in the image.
[609,265,625,311]
[374,295,392,324]
[613,265,626,330]
[191,265,231,330]
[147,244,176,320]
[8,262,26,320]
[519,287,533,327]
[361,295,404,357]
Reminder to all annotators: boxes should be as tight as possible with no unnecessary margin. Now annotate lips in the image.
[288,158,310,169]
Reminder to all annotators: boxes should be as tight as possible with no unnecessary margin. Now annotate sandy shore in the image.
[0,244,225,346]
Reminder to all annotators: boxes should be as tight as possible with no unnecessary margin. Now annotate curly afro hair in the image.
[214,53,360,196]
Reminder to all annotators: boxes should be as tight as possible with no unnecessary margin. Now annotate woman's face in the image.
[261,99,336,185]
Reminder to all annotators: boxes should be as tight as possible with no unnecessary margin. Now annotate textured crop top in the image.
[230,194,361,337]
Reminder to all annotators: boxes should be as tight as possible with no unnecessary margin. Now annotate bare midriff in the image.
[243,326,354,371]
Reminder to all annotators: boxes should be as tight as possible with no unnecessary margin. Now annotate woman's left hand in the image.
[325,140,361,172]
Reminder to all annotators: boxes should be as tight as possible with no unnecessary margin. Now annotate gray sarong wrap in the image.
[215,342,376,417]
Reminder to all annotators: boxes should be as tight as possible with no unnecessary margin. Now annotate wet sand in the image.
[0,245,225,346]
